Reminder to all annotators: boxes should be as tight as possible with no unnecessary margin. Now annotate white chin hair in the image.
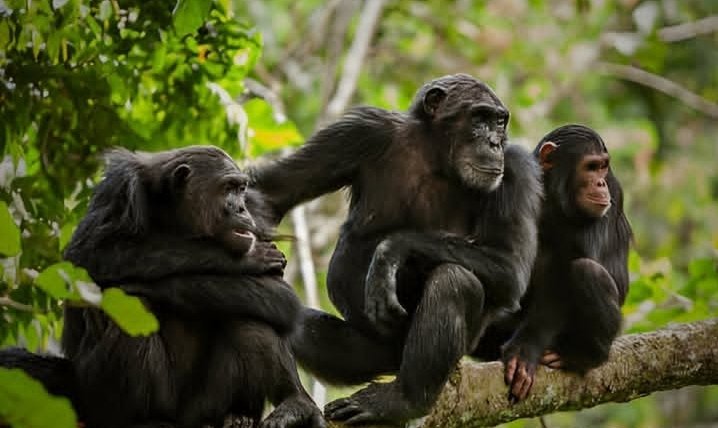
[247,235,257,253]
[462,170,503,191]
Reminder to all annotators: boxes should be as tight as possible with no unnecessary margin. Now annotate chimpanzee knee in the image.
[570,258,619,303]
[424,264,486,339]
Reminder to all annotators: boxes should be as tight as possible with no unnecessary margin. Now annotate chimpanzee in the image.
[1,146,324,428]
[496,124,632,402]
[250,74,542,425]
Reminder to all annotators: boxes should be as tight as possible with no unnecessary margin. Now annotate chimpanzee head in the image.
[101,146,260,255]
[409,73,510,192]
[534,124,614,219]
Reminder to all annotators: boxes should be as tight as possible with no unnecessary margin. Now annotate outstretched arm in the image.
[122,274,301,335]
[249,107,397,224]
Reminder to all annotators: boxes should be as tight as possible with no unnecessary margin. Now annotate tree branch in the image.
[0,297,34,313]
[659,15,718,42]
[596,62,718,119]
[325,0,387,121]
[328,319,718,428]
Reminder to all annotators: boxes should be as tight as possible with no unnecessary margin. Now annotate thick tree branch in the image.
[328,319,718,428]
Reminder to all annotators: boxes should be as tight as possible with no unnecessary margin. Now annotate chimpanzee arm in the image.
[366,145,542,327]
[121,274,301,335]
[66,236,285,285]
[366,231,527,325]
[249,107,397,224]
[605,212,632,305]
[498,267,566,402]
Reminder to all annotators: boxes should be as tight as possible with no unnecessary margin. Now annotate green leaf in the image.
[58,223,75,252]
[0,368,77,428]
[0,201,21,257]
[100,288,159,336]
[34,262,90,300]
[98,0,112,21]
[173,0,212,37]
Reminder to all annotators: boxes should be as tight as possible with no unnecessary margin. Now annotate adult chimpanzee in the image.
[496,124,632,402]
[2,146,324,428]
[250,74,542,425]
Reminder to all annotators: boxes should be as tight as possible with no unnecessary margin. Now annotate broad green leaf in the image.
[59,223,75,252]
[0,201,21,257]
[172,0,211,36]
[34,262,91,300]
[101,288,159,336]
[0,368,77,428]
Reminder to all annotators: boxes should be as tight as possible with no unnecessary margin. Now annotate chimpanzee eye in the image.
[496,115,507,129]
[224,178,247,193]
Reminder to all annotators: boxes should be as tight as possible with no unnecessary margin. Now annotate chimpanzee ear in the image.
[171,163,192,188]
[423,87,447,117]
[538,141,558,171]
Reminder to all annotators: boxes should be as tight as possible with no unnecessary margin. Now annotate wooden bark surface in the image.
[327,319,718,428]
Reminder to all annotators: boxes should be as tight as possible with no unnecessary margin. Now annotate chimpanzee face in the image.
[419,76,510,192]
[452,103,509,191]
[574,152,611,218]
[172,149,258,255]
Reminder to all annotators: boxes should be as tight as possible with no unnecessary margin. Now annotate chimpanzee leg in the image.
[325,264,486,425]
[181,321,323,428]
[291,308,404,385]
[555,258,622,372]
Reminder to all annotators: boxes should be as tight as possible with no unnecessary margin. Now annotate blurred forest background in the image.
[0,0,717,427]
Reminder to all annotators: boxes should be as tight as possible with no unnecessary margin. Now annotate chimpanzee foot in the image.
[324,382,425,426]
[261,394,326,428]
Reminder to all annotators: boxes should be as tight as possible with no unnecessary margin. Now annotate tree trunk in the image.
[327,319,718,428]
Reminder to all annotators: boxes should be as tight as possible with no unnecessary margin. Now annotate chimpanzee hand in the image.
[501,342,541,403]
[364,245,408,336]
[239,241,287,276]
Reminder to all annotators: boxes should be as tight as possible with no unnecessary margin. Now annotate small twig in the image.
[659,15,718,42]
[596,62,718,119]
[290,206,327,406]
[0,296,34,313]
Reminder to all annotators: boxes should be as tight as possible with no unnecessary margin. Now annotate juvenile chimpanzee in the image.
[497,124,632,402]
[2,147,324,428]
[250,74,542,425]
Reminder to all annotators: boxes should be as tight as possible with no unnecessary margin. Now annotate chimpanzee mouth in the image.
[472,166,504,176]
[587,194,611,206]
[233,229,256,240]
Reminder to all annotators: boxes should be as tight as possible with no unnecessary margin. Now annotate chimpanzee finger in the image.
[516,369,534,401]
[540,351,562,367]
[504,355,518,386]
[516,360,537,401]
[387,294,408,319]
[510,362,528,400]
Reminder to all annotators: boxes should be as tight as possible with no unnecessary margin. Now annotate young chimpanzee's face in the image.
[574,151,611,218]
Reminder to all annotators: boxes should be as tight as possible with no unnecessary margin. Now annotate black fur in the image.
[478,124,632,402]
[1,146,324,428]
[251,74,542,425]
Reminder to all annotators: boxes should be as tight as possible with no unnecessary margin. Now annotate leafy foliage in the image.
[0,368,77,428]
[0,0,716,426]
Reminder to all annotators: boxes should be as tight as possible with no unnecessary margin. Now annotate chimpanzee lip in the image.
[587,194,610,206]
[233,229,255,239]
[473,166,504,175]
